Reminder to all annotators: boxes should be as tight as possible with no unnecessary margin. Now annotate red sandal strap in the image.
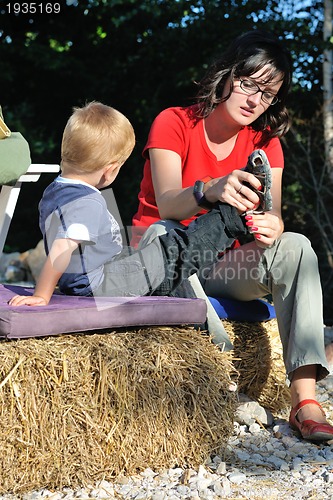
[293,399,324,420]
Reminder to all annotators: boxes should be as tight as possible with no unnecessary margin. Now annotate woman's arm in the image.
[150,148,263,220]
[150,148,199,220]
[8,238,79,306]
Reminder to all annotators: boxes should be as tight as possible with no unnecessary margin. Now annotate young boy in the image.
[9,101,257,307]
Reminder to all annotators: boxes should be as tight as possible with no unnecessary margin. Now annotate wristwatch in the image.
[193,177,215,210]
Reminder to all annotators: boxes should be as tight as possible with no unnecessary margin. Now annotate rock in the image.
[1,250,33,282]
[216,462,227,475]
[228,471,247,484]
[235,399,274,426]
[0,239,46,284]
[0,251,20,277]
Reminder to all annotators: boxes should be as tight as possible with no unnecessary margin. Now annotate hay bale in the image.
[0,326,236,494]
[224,318,291,413]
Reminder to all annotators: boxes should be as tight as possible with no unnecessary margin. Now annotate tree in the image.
[323,0,333,181]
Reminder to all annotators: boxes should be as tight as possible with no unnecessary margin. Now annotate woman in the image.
[132,30,333,441]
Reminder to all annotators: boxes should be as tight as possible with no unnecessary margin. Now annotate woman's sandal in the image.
[289,399,333,441]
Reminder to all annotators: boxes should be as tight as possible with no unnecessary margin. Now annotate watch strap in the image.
[193,179,215,210]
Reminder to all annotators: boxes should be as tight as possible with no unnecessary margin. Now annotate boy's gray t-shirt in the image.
[39,176,122,295]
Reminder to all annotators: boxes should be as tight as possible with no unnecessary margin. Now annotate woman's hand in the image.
[205,169,263,213]
[8,295,49,307]
[245,212,283,247]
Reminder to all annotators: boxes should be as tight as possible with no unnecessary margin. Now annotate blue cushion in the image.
[209,297,276,322]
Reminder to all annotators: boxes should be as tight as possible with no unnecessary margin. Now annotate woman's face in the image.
[218,65,283,128]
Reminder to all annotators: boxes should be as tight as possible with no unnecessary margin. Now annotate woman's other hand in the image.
[245,212,283,247]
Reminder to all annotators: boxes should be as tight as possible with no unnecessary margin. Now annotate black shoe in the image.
[244,149,273,213]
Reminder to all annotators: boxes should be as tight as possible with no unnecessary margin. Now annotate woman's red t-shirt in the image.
[131,105,284,246]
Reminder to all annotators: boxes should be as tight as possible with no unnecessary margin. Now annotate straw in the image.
[224,318,291,412]
[0,326,236,494]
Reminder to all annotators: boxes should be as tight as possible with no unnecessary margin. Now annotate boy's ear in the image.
[104,161,121,181]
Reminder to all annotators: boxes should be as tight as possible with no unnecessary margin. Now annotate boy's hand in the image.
[8,295,49,307]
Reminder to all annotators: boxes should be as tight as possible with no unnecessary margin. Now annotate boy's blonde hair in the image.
[61,101,135,174]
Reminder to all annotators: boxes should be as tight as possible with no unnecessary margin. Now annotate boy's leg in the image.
[153,203,247,295]
[137,219,234,351]
[94,239,165,297]
[95,203,246,299]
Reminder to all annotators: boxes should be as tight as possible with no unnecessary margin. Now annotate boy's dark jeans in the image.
[154,203,247,295]
[95,203,247,297]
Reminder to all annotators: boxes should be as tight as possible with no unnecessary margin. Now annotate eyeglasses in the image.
[239,79,279,106]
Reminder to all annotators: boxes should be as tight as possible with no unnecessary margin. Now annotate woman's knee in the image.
[278,232,314,258]
[279,232,311,249]
[272,232,318,273]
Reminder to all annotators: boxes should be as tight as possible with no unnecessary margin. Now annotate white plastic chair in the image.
[0,164,60,254]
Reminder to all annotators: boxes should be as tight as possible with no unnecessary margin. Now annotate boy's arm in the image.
[8,238,79,306]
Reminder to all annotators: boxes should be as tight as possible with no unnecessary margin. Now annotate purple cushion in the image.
[0,285,207,339]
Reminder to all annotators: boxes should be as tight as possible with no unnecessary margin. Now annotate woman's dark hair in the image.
[194,30,293,146]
